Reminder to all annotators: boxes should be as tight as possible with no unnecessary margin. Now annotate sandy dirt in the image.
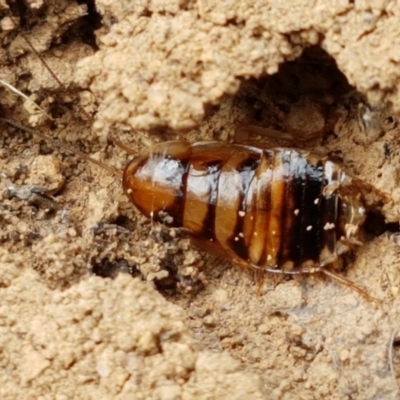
[1,0,400,399]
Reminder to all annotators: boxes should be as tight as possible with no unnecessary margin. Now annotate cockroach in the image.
[122,140,389,301]
[0,118,389,301]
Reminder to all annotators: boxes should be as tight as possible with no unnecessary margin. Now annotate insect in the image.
[0,119,388,301]
[122,140,390,300]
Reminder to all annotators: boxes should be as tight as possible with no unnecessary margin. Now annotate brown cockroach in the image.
[122,140,389,301]
[1,119,389,301]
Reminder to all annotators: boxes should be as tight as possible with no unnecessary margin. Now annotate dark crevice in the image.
[64,0,102,49]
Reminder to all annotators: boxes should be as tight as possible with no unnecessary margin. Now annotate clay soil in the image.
[1,1,400,399]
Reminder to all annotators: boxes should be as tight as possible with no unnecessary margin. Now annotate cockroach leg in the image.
[108,134,138,155]
[257,264,381,303]
[320,269,381,304]
[0,118,122,178]
[235,124,294,144]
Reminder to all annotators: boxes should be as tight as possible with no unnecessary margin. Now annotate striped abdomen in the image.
[123,141,367,271]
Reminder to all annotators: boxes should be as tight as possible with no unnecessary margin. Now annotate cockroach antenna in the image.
[0,118,122,179]
[6,13,63,88]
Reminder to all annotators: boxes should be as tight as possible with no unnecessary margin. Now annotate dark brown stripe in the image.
[277,149,295,266]
[258,149,274,265]
[299,159,324,262]
[312,160,324,257]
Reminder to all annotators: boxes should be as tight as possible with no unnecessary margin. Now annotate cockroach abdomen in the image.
[123,141,379,275]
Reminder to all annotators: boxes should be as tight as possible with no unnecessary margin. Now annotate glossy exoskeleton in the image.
[123,141,386,297]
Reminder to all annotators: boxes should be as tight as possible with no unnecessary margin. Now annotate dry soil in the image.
[1,1,400,399]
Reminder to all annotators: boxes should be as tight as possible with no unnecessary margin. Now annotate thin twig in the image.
[0,78,49,118]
